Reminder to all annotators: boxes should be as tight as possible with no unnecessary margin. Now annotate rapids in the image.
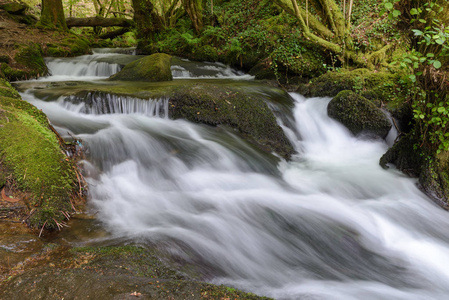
[17,50,449,300]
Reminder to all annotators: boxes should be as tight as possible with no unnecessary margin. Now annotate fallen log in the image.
[66,17,133,28]
[99,27,131,39]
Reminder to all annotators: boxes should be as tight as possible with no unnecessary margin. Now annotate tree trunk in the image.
[39,0,67,30]
[182,0,204,34]
[99,27,131,39]
[66,16,133,28]
[131,0,164,47]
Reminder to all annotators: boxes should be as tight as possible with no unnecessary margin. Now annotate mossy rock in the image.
[298,68,401,103]
[380,134,449,208]
[0,94,79,229]
[0,77,20,98]
[2,43,48,80]
[379,132,423,176]
[109,53,173,82]
[0,2,28,15]
[14,43,48,76]
[45,36,91,57]
[0,245,272,299]
[249,61,277,80]
[328,90,391,139]
[169,83,294,159]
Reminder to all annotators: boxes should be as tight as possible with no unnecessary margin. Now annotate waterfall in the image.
[18,53,449,300]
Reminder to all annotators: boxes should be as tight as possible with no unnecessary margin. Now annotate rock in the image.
[169,83,295,159]
[0,245,272,300]
[380,134,449,208]
[328,90,391,139]
[298,69,400,103]
[0,2,28,15]
[109,53,173,82]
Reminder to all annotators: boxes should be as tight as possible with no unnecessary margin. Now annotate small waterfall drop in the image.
[17,54,449,300]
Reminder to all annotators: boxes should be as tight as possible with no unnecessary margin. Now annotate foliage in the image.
[385,0,449,154]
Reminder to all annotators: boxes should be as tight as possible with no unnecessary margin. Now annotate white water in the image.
[20,82,449,299]
[45,53,122,80]
[41,50,253,81]
[170,60,254,79]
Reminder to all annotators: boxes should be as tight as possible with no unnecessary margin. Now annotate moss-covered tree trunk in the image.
[273,0,391,67]
[39,0,68,30]
[181,0,203,34]
[131,0,164,50]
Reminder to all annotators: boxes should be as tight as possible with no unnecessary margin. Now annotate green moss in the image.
[299,68,402,104]
[328,90,391,138]
[109,53,173,82]
[170,83,294,159]
[0,3,28,15]
[0,78,21,99]
[14,43,48,78]
[45,35,91,57]
[1,63,29,81]
[0,95,78,229]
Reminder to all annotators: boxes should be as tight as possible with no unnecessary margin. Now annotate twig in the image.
[39,220,48,237]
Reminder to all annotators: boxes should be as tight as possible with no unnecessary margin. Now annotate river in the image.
[15,49,449,300]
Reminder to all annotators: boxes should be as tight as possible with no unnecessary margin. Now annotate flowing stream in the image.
[16,50,449,299]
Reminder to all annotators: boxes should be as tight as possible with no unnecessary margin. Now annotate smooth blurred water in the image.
[19,53,449,300]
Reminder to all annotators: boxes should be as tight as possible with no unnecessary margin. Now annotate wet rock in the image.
[169,83,295,159]
[328,90,391,139]
[0,245,272,300]
[109,53,172,82]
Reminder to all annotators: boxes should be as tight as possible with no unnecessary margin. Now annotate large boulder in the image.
[298,69,401,102]
[109,53,172,82]
[169,83,295,159]
[0,2,28,15]
[1,43,48,81]
[328,90,391,139]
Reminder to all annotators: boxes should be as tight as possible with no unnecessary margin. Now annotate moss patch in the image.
[328,90,391,139]
[169,83,294,159]
[44,34,91,57]
[0,245,272,299]
[0,82,79,229]
[1,43,48,81]
[298,68,402,104]
[109,53,173,82]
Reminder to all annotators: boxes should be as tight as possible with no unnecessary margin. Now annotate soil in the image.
[0,2,85,68]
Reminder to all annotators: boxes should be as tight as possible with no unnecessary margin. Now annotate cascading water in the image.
[18,52,449,300]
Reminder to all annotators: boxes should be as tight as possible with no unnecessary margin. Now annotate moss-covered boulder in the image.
[169,83,294,159]
[45,35,91,57]
[1,43,48,81]
[0,2,28,15]
[380,133,449,208]
[298,69,402,103]
[0,80,81,229]
[328,90,391,139]
[109,53,173,82]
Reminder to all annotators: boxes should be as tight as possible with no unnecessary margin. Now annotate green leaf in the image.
[410,8,419,15]
[426,53,435,57]
[385,2,393,10]
[393,10,401,17]
[419,19,427,23]
[434,60,442,69]
[438,107,446,113]
[412,29,423,36]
